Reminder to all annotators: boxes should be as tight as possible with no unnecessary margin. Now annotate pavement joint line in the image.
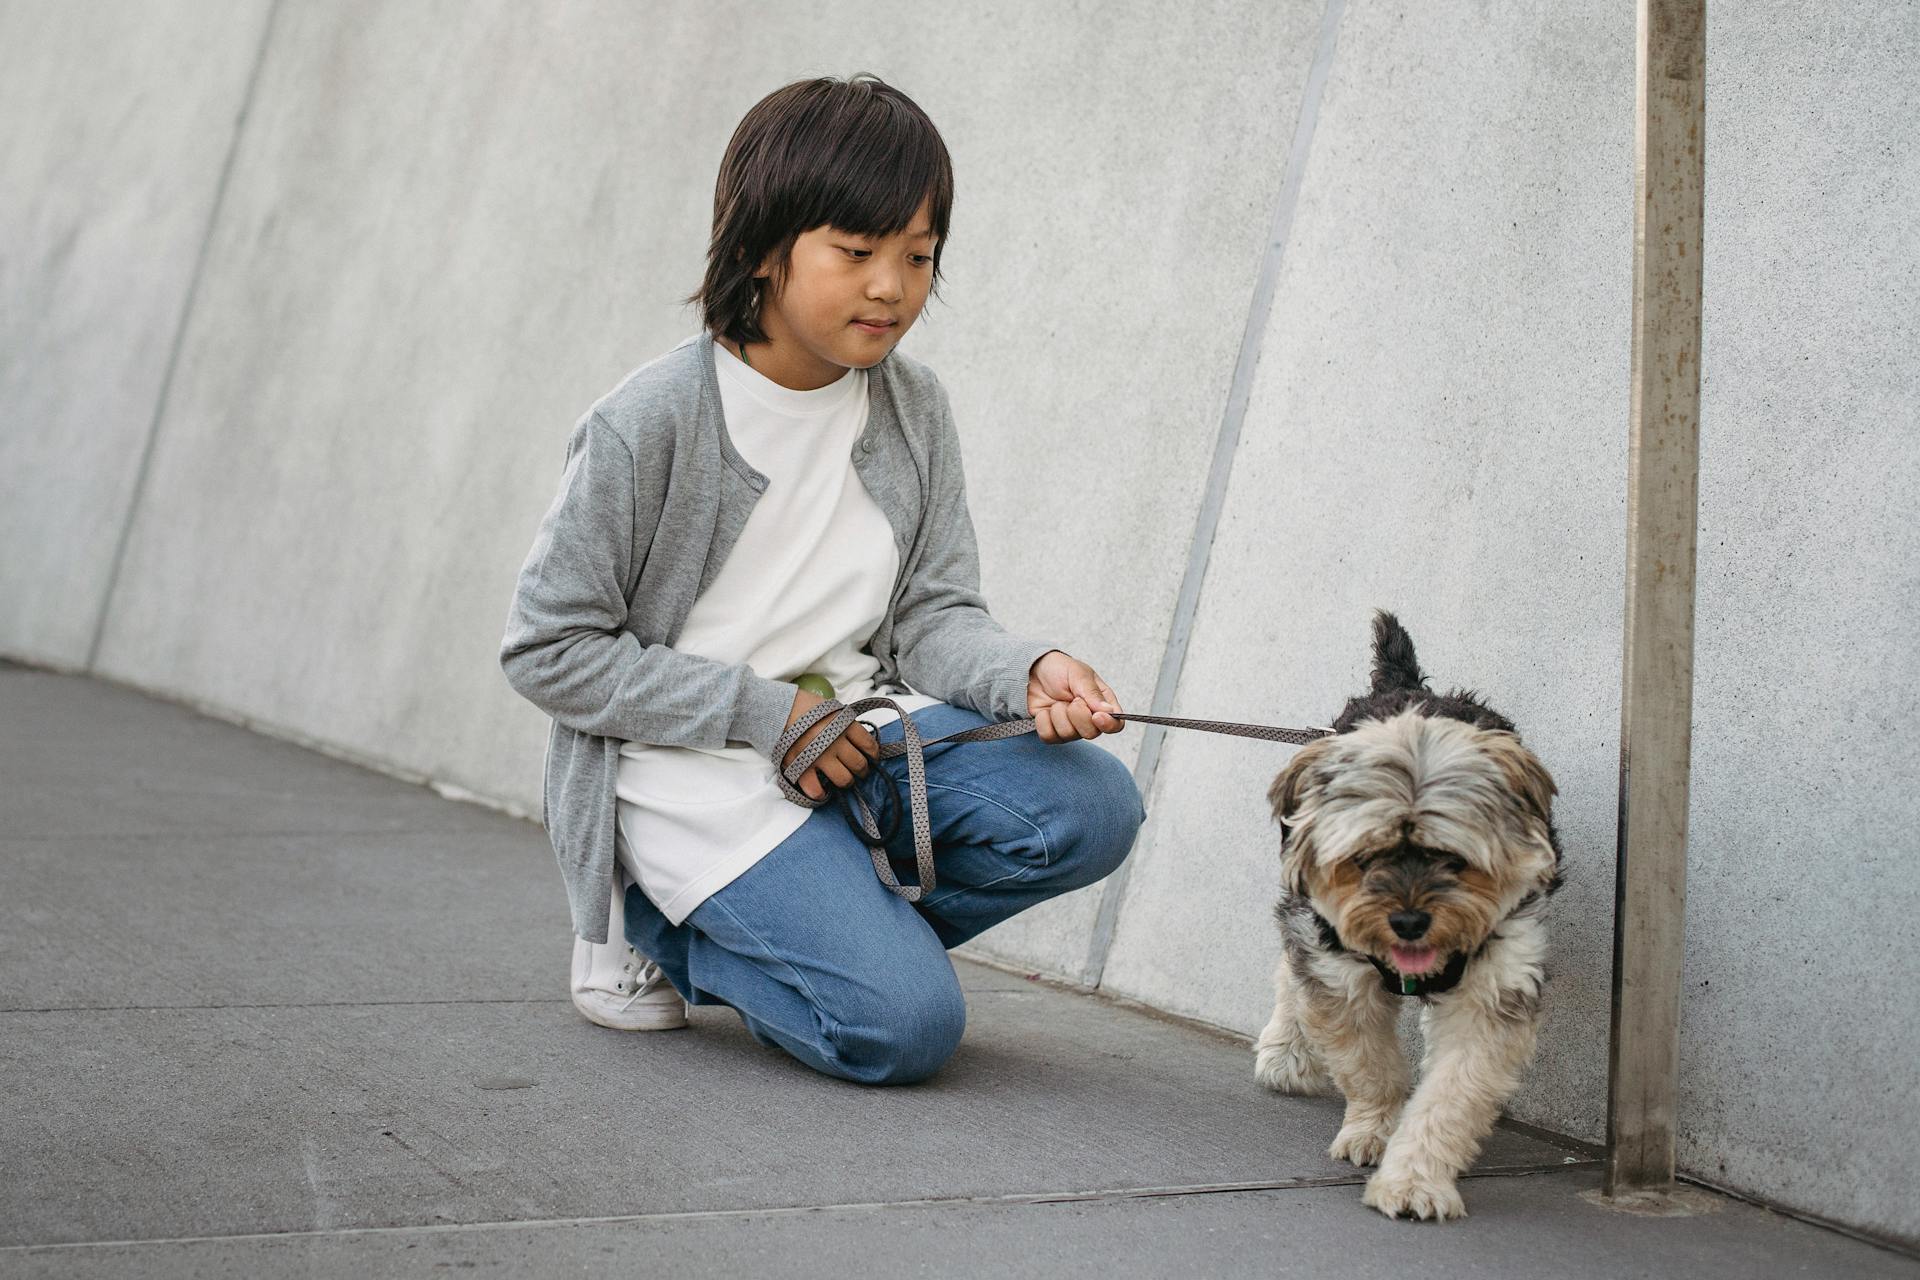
[0,994,1598,1171]
[0,829,503,843]
[2,982,1078,1015]
[1,998,569,1015]
[2,1162,1599,1255]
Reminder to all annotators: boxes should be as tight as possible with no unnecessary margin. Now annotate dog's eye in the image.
[1440,854,1470,874]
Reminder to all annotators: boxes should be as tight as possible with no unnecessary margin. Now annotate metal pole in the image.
[1606,0,1705,1198]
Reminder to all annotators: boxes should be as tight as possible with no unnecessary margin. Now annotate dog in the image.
[1252,611,1563,1221]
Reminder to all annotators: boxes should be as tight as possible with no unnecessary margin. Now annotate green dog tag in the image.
[795,673,836,700]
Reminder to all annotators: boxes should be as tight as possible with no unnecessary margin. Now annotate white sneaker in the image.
[570,935,688,1031]
[569,875,688,1031]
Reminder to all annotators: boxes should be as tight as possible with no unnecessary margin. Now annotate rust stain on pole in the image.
[1607,0,1705,1197]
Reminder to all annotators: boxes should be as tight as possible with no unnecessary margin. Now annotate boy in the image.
[501,73,1143,1083]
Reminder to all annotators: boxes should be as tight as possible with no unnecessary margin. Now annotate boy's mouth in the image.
[852,318,897,335]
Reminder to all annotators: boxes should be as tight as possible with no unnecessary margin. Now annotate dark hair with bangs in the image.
[683,73,954,346]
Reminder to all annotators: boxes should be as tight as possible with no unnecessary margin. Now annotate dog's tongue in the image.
[1390,944,1440,976]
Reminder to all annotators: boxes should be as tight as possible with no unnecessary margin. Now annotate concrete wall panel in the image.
[1096,0,1635,1147]
[1677,0,1920,1241]
[0,0,269,661]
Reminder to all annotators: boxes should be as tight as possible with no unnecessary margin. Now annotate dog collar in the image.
[1309,910,1471,998]
[1374,949,1470,997]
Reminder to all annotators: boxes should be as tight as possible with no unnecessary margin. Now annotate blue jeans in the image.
[621,701,1147,1085]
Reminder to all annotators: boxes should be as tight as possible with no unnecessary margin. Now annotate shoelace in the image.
[772,697,1334,902]
[614,954,673,1013]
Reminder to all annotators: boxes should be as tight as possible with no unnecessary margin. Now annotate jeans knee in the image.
[1056,746,1145,887]
[828,976,967,1085]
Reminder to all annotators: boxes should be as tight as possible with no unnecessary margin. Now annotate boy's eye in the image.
[839,247,933,266]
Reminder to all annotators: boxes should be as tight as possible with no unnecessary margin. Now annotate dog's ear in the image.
[1481,731,1557,823]
[1269,737,1337,895]
[1369,610,1428,693]
[1267,736,1334,827]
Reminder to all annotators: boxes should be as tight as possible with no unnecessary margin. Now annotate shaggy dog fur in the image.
[1253,611,1563,1221]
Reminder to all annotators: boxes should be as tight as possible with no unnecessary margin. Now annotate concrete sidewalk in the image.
[2,662,1912,1278]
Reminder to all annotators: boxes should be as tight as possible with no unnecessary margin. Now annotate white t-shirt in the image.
[613,338,943,924]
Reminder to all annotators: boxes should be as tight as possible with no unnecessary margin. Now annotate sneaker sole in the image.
[571,994,689,1032]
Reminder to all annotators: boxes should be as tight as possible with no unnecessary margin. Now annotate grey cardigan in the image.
[500,334,1060,941]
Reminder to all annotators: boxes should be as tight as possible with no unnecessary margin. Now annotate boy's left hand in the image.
[1027,650,1127,743]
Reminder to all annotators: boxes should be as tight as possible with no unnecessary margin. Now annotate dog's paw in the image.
[1362,1165,1467,1221]
[1254,1040,1334,1096]
[1328,1123,1390,1166]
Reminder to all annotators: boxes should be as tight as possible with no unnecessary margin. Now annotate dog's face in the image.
[1268,709,1557,980]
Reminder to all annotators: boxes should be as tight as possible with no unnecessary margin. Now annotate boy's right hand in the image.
[781,688,880,802]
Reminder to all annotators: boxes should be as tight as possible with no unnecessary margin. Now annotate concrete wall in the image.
[1677,0,1920,1236]
[0,0,272,661]
[3,0,1913,1247]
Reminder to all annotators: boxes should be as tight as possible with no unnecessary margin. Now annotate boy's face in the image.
[741,195,937,390]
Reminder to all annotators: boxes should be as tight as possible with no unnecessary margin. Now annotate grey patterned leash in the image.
[772,697,1335,902]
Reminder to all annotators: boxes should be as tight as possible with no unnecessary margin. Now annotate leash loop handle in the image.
[773,696,948,902]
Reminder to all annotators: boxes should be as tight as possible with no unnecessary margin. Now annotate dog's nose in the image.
[1389,909,1432,940]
